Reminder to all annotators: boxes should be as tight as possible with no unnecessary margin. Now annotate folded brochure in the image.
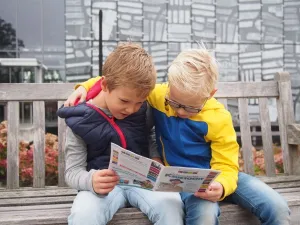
[108,143,220,193]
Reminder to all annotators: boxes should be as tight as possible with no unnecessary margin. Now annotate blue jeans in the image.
[180,172,290,225]
[68,186,184,225]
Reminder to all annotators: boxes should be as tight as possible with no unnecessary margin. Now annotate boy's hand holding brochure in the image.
[109,143,220,193]
[92,169,119,195]
[194,181,224,202]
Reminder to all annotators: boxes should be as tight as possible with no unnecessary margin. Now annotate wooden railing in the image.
[0,72,299,190]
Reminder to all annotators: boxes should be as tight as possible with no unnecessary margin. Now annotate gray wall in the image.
[65,0,300,121]
[0,0,299,121]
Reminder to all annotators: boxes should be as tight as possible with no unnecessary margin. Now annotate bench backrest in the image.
[0,72,299,189]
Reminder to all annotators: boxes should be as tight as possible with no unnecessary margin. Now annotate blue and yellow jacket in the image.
[79,78,239,199]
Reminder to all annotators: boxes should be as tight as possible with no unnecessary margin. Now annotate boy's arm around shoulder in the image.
[205,108,239,200]
[75,77,101,91]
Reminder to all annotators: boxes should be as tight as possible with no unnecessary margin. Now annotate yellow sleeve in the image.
[74,77,101,90]
[147,83,166,108]
[205,110,239,200]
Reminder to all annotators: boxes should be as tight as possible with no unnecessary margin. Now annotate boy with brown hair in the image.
[66,46,290,225]
[58,42,184,225]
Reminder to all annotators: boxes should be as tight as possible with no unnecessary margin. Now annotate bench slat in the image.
[33,101,46,188]
[7,101,20,189]
[1,191,299,225]
[0,203,72,212]
[275,72,296,175]
[277,99,290,174]
[287,124,300,145]
[58,101,67,187]
[0,196,74,207]
[0,208,70,225]
[266,181,300,189]
[0,82,279,101]
[0,188,77,199]
[238,98,254,175]
[258,97,276,176]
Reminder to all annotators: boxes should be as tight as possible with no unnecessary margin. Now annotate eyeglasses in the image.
[164,97,207,113]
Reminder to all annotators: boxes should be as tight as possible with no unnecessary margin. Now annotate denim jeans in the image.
[68,186,184,225]
[180,172,290,225]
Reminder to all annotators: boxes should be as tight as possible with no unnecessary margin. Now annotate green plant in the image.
[0,121,58,186]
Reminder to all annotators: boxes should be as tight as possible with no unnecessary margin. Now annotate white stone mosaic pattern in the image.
[65,0,91,40]
[216,44,239,82]
[262,0,283,44]
[92,0,117,41]
[239,44,262,82]
[118,0,143,41]
[143,0,167,41]
[191,0,216,42]
[91,41,117,77]
[284,0,300,44]
[238,0,261,43]
[216,0,238,42]
[262,44,283,81]
[144,42,168,82]
[285,44,300,121]
[167,42,192,65]
[167,0,192,41]
[65,40,92,82]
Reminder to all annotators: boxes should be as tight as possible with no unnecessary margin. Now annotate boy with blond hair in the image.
[58,43,184,225]
[66,46,290,225]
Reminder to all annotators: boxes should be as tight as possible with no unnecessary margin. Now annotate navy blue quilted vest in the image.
[57,102,149,170]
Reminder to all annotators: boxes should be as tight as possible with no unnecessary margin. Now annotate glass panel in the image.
[0,0,19,51]
[19,102,33,125]
[0,66,9,83]
[43,52,65,82]
[42,0,65,51]
[17,0,42,51]
[44,69,64,83]
[22,67,35,83]
[0,104,5,122]
[19,51,43,61]
[45,101,57,126]
[43,52,65,69]
[0,66,23,83]
[65,0,91,40]
[65,40,92,82]
[0,50,19,58]
[10,67,22,83]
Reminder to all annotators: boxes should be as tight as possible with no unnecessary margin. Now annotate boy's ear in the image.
[209,89,217,98]
[101,76,108,92]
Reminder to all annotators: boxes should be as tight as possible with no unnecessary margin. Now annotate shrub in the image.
[239,145,284,175]
[0,121,58,186]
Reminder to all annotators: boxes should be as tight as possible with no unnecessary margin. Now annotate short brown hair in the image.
[102,42,156,98]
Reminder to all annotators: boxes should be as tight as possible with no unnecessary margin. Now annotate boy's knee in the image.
[257,193,290,225]
[183,195,219,225]
[185,201,219,225]
[136,192,184,225]
[69,208,107,225]
[69,192,109,225]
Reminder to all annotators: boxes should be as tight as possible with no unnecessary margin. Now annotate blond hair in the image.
[168,47,218,99]
[102,42,156,98]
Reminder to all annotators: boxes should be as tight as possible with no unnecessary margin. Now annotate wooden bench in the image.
[0,71,299,225]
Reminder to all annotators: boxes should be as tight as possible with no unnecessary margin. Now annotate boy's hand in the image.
[194,181,224,202]
[92,169,119,195]
[64,86,87,107]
